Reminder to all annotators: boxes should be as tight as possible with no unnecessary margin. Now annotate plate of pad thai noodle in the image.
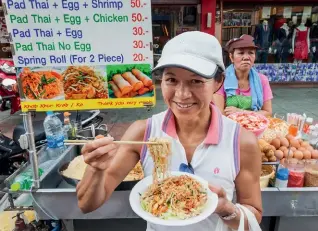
[63,66,109,100]
[19,67,65,100]
[129,138,218,226]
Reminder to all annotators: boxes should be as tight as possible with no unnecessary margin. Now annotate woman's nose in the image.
[175,82,192,99]
[242,53,250,60]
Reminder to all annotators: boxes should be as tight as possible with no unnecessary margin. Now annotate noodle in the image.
[20,67,63,100]
[140,175,207,219]
[147,138,171,183]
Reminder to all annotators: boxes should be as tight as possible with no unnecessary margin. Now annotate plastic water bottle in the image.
[10,168,44,191]
[43,111,65,159]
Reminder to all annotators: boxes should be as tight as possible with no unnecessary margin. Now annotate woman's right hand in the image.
[81,136,118,171]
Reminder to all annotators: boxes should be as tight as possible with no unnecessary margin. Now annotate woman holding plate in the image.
[77,32,262,231]
[213,34,273,117]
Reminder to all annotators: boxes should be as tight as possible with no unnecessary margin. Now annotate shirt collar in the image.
[161,103,223,145]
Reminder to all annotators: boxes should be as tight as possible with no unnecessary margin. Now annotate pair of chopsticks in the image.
[64,140,159,146]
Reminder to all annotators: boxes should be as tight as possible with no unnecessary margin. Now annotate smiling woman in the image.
[76,31,262,231]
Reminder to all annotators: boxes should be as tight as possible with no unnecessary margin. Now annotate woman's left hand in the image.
[209,185,235,217]
[224,106,242,116]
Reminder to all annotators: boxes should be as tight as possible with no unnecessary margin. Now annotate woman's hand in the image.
[209,185,236,218]
[81,136,118,171]
[224,106,243,116]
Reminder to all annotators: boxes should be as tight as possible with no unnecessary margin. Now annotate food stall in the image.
[0,1,318,231]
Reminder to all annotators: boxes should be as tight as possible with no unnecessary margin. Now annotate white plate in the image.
[129,171,218,226]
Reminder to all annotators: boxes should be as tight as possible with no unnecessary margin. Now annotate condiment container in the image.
[275,168,289,188]
[287,159,305,187]
[304,160,318,187]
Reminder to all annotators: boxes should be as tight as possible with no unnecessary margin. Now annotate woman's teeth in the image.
[176,103,194,108]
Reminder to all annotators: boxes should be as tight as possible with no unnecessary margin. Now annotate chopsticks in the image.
[64,140,159,146]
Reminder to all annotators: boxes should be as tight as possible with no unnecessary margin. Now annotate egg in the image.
[291,147,297,152]
[290,139,300,149]
[286,134,294,141]
[294,150,304,160]
[298,147,306,152]
[280,158,285,165]
[283,149,293,158]
[269,145,276,152]
[280,137,289,147]
[301,141,310,147]
[307,146,314,152]
[312,150,318,159]
[279,146,288,152]
[271,138,281,149]
[274,150,284,160]
[303,150,312,159]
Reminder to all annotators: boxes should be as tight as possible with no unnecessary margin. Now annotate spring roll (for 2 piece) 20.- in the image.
[122,72,144,91]
[131,69,153,87]
[112,74,133,95]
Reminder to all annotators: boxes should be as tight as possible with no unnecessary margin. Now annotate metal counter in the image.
[2,146,318,231]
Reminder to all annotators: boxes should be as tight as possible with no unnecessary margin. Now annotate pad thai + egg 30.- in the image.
[20,67,63,100]
[140,175,208,219]
[63,66,108,99]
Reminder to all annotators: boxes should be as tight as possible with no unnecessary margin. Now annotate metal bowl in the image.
[58,162,80,187]
[58,161,142,190]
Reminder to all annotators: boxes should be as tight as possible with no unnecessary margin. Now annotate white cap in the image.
[152,31,225,78]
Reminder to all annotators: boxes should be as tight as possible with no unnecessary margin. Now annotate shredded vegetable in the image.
[141,175,207,219]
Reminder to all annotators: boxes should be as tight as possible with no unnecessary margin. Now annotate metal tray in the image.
[58,162,141,191]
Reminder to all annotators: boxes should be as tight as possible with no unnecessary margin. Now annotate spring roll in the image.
[109,81,123,98]
[112,74,133,95]
[138,87,150,95]
[122,72,144,91]
[129,91,138,97]
[131,69,153,87]
[148,85,154,91]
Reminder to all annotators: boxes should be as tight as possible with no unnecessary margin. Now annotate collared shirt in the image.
[140,104,241,231]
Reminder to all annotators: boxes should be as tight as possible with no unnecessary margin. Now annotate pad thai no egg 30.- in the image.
[20,67,64,100]
[63,66,109,99]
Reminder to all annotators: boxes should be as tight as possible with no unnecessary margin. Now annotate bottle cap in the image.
[46,111,53,115]
[10,182,21,191]
[64,112,71,117]
[277,168,289,181]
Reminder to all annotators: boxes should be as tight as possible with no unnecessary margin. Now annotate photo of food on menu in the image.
[17,66,109,101]
[17,64,154,101]
[106,64,154,98]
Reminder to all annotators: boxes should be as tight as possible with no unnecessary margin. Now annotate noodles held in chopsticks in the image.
[147,138,171,184]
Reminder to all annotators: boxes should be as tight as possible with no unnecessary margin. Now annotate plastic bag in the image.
[215,204,261,231]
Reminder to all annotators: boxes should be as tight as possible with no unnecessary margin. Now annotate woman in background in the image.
[214,34,273,117]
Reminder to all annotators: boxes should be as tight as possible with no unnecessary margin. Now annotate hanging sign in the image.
[3,0,155,112]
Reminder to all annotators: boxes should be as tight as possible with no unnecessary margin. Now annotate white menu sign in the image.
[3,0,153,67]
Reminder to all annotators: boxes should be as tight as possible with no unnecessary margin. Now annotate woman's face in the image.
[230,48,256,72]
[161,67,221,120]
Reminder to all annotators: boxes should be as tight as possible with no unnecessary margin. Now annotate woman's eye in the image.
[191,79,204,84]
[165,78,176,83]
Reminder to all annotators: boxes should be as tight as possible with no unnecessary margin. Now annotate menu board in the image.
[3,0,155,111]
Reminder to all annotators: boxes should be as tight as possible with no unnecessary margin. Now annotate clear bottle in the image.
[63,112,72,140]
[43,111,65,159]
[10,168,44,191]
